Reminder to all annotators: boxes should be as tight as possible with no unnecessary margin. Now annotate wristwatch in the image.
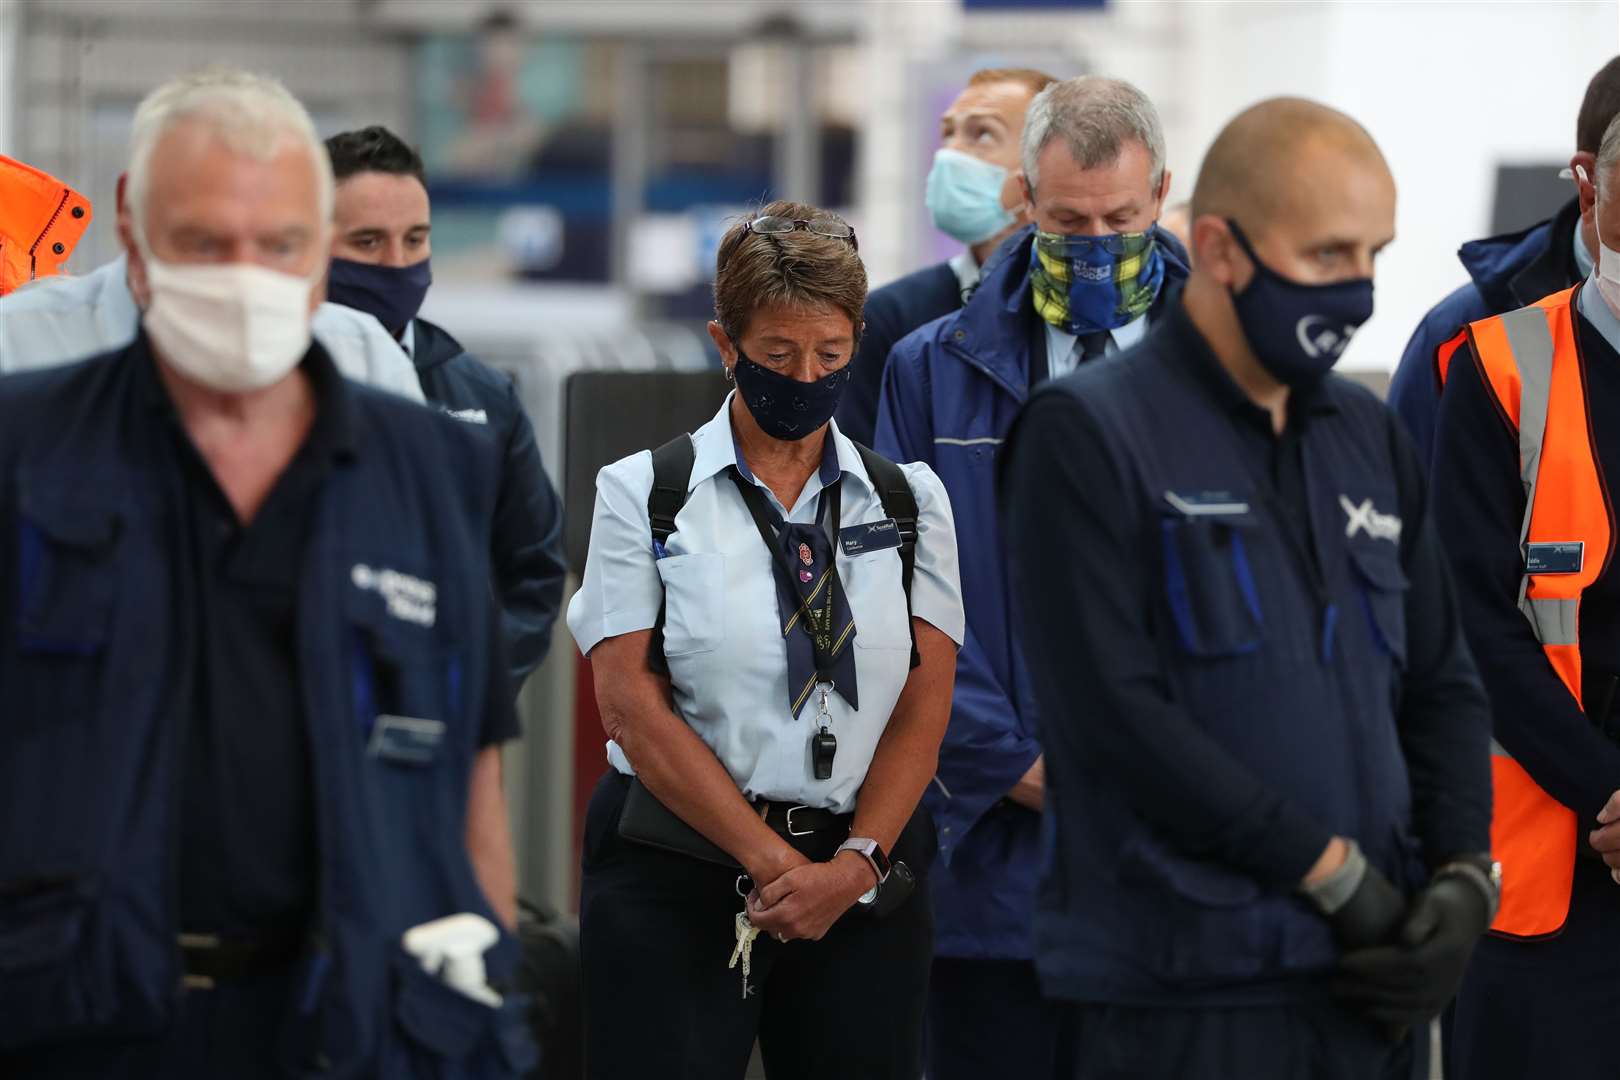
[838,837,891,905]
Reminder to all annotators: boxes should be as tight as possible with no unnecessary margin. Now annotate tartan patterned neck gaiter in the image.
[1029,228,1165,336]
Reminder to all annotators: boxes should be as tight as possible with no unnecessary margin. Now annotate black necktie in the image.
[726,470,859,718]
[1078,330,1111,363]
[774,520,860,718]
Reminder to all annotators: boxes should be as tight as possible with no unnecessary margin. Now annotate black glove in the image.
[1324,861,1406,951]
[1331,872,1491,1028]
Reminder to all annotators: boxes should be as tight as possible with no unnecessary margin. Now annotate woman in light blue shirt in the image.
[568,200,964,1079]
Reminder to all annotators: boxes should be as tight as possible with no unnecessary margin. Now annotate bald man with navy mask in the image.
[1001,99,1494,1079]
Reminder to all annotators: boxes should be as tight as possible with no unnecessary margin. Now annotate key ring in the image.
[736,874,754,899]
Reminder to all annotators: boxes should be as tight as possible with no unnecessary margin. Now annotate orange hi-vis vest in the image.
[0,154,92,296]
[1444,283,1612,938]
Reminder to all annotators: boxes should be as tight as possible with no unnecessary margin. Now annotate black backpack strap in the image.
[648,434,696,547]
[646,435,695,671]
[852,441,921,669]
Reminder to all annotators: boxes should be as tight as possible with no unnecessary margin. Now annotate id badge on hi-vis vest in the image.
[1525,542,1585,575]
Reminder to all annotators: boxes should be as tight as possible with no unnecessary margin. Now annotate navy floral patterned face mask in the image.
[732,350,851,442]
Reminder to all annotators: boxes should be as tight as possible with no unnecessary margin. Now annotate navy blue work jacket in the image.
[874,224,1189,959]
[1000,303,1492,1005]
[411,317,566,696]
[837,259,965,445]
[0,336,535,1076]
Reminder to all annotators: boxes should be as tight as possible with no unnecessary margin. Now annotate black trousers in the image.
[926,957,1062,1080]
[1059,999,1424,1080]
[0,969,294,1079]
[580,771,935,1080]
[1449,857,1620,1080]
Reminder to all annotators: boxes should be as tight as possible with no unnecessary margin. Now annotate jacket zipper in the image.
[28,188,72,260]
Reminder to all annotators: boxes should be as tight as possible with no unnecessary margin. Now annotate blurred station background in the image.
[1,0,1614,918]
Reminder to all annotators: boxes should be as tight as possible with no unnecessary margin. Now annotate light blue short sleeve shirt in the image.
[567,394,965,812]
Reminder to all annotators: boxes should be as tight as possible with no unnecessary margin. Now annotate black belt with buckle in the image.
[753,800,850,838]
[179,928,304,989]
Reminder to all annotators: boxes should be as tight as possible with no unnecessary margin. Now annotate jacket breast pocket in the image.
[1159,511,1263,658]
[1348,542,1408,667]
[655,553,726,657]
[15,495,122,657]
[11,491,124,727]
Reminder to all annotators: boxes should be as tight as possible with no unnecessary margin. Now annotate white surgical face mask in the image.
[140,251,317,393]
[1594,219,1620,322]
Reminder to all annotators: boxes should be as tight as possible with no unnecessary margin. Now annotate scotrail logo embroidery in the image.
[351,564,438,627]
[1340,495,1401,543]
[1296,315,1358,360]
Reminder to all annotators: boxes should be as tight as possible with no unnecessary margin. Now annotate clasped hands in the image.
[1323,854,1491,1036]
[742,848,880,944]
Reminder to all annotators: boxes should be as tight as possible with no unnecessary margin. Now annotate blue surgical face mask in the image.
[925,148,1017,246]
[327,256,433,338]
[732,349,852,442]
[1226,220,1373,388]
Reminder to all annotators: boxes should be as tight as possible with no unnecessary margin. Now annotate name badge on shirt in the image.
[840,518,903,557]
[369,714,446,766]
[1525,541,1584,575]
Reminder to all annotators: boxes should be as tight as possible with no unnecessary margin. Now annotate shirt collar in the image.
[1575,218,1596,280]
[398,319,416,359]
[1042,310,1150,363]
[689,391,866,498]
[947,250,982,297]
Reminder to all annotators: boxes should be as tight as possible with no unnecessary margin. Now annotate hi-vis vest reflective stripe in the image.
[1451,284,1611,937]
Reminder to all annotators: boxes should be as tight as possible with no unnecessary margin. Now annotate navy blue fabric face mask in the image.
[732,349,852,442]
[327,256,433,338]
[1227,220,1373,387]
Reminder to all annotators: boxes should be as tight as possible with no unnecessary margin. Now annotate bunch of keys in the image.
[811,682,837,781]
[728,875,759,999]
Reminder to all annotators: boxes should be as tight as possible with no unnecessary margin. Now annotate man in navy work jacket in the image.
[875,75,1186,1080]
[0,70,532,1078]
[835,66,1055,444]
[325,125,566,696]
[1387,54,1620,464]
[1001,98,1496,1079]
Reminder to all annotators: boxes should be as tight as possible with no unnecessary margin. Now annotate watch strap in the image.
[837,837,890,890]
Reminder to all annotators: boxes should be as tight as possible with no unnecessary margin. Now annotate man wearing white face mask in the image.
[0,69,532,1078]
[1431,111,1620,1080]
[835,66,1055,444]
[0,86,423,402]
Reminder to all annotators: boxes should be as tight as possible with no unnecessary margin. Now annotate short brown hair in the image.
[1578,56,1620,155]
[713,200,867,343]
[969,66,1059,99]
